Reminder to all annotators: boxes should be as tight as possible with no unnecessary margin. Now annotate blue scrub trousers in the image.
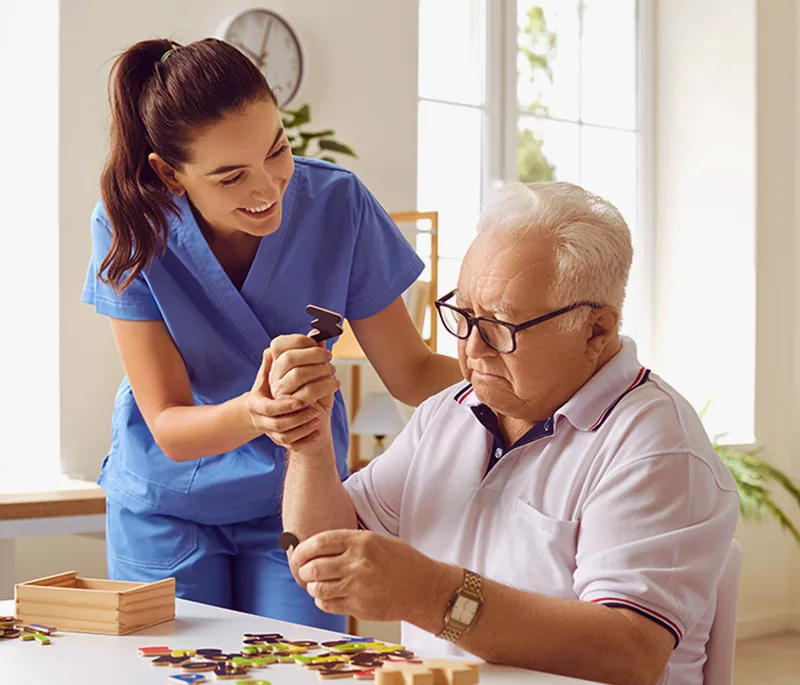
[105,500,345,631]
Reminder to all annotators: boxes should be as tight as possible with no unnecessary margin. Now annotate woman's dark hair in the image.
[99,38,276,291]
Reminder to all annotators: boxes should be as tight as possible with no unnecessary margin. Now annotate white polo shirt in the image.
[344,337,739,685]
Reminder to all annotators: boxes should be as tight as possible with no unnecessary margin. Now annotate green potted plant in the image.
[703,407,800,545]
[281,104,357,164]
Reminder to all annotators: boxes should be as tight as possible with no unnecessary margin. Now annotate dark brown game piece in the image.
[194,648,223,657]
[213,663,249,679]
[181,662,217,672]
[279,531,300,551]
[306,305,344,342]
[350,654,384,669]
[321,640,351,648]
[288,640,319,647]
[151,655,191,667]
[0,629,21,639]
[320,667,366,679]
[244,633,283,640]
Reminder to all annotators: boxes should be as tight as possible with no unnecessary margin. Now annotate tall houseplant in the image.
[281,104,357,164]
[703,407,800,545]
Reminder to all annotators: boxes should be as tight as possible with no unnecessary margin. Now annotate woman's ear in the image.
[148,153,185,196]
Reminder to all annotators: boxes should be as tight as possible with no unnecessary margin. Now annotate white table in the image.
[0,599,600,684]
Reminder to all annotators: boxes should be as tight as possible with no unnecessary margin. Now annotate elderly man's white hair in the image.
[477,181,633,328]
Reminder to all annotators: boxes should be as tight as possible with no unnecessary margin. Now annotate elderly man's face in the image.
[456,229,615,423]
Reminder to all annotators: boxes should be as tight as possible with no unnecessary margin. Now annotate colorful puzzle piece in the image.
[213,663,250,680]
[139,645,173,657]
[230,655,276,669]
[168,675,207,684]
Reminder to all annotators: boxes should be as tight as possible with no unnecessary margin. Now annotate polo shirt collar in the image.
[558,336,649,432]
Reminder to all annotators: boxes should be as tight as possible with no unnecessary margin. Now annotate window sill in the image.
[0,469,105,522]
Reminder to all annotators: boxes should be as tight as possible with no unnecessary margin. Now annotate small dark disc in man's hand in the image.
[279,531,300,551]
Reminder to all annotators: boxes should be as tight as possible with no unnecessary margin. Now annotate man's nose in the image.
[465,323,492,357]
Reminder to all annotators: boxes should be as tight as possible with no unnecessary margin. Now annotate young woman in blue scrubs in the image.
[81,38,462,631]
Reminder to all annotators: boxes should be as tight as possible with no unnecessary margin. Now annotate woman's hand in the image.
[246,335,339,448]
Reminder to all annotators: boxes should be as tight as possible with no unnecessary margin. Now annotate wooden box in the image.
[14,571,175,635]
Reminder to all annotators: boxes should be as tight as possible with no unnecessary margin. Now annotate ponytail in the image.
[98,38,275,292]
[99,39,178,292]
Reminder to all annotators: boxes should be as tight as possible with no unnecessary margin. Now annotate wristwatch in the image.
[437,569,484,643]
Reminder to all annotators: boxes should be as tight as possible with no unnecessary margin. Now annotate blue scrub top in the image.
[82,158,424,525]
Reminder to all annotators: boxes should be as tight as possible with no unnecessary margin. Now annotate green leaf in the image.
[299,130,336,140]
[318,139,358,157]
[281,104,310,127]
[320,156,337,163]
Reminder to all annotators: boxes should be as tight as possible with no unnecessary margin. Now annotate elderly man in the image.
[260,182,739,685]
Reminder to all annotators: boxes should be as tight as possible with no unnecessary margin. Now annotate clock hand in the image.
[237,43,262,63]
[257,19,273,66]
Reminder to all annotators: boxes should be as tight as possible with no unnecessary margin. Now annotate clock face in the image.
[223,9,303,108]
[451,596,480,625]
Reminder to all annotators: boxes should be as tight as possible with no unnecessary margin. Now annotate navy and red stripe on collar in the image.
[587,367,651,432]
[454,383,475,405]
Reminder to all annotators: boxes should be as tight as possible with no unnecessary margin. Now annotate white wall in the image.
[791,0,800,631]
[656,0,800,638]
[11,1,418,619]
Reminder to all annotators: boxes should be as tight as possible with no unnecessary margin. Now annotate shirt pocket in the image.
[486,498,579,599]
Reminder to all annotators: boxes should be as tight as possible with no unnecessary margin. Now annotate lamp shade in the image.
[351,393,406,436]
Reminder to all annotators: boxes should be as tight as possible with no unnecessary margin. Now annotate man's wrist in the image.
[407,561,462,634]
[286,432,336,462]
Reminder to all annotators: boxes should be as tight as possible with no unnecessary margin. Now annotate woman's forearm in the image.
[151,393,263,462]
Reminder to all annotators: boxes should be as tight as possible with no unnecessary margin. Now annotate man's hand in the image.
[289,529,459,626]
[246,335,339,448]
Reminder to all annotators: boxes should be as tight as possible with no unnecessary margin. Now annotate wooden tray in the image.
[14,571,175,635]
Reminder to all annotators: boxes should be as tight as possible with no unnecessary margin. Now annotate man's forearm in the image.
[411,564,670,685]
[282,437,358,540]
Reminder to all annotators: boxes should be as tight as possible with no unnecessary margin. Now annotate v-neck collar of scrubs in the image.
[171,179,299,361]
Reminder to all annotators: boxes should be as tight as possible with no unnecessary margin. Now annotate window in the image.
[0,0,60,473]
[418,0,489,359]
[418,0,645,359]
[510,0,645,350]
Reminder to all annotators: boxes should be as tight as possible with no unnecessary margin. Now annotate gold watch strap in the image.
[437,569,483,643]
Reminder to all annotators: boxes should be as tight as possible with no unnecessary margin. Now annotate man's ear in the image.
[586,306,619,359]
[148,153,185,196]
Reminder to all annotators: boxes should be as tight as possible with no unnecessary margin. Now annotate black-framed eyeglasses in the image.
[434,290,603,354]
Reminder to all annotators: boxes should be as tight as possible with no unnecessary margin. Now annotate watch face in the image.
[451,595,480,625]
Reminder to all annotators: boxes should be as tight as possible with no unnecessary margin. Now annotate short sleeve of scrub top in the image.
[345,180,425,321]
[81,203,162,321]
